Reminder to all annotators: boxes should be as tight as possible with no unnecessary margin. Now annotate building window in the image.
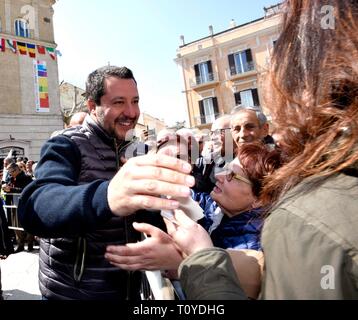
[0,18,2,32]
[234,88,260,107]
[198,97,219,125]
[15,19,30,38]
[228,49,254,76]
[194,61,214,85]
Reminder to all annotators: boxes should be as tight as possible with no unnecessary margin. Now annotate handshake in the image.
[107,153,196,217]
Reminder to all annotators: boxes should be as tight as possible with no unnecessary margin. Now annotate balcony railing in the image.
[195,72,215,85]
[229,61,255,76]
[190,73,218,88]
[194,113,221,126]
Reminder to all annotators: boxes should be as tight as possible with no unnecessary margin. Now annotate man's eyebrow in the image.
[110,96,125,101]
[110,96,139,102]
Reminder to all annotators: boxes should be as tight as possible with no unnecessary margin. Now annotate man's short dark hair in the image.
[85,66,136,105]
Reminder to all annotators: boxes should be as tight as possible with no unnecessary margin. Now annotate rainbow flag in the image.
[34,60,50,112]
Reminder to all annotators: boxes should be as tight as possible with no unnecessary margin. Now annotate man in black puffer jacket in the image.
[18,66,195,300]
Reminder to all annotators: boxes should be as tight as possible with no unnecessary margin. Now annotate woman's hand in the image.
[164,209,213,257]
[105,222,183,271]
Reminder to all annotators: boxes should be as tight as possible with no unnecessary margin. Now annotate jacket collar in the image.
[82,115,114,146]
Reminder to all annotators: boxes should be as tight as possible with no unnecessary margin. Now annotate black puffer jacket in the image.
[19,116,160,300]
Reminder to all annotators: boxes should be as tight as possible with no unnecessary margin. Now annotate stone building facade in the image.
[0,0,61,164]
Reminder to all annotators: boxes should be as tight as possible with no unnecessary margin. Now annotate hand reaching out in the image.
[164,209,213,257]
[105,222,183,271]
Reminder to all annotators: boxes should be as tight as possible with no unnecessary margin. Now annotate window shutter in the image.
[194,64,200,77]
[212,97,219,117]
[207,60,213,81]
[234,92,241,106]
[245,49,253,63]
[252,88,260,106]
[207,60,213,74]
[228,54,236,76]
[194,64,200,82]
[199,100,205,124]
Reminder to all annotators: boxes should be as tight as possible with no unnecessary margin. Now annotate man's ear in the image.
[261,123,269,138]
[87,99,97,116]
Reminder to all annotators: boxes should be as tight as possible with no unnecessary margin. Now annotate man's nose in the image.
[123,103,139,118]
[238,127,246,138]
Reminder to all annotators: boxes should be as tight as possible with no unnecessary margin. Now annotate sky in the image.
[53,0,278,126]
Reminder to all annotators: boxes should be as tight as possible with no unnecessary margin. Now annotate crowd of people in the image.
[1,157,37,255]
[0,0,357,301]
[0,156,38,300]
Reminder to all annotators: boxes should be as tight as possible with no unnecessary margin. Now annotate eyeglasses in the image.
[227,171,252,185]
[217,163,252,186]
[210,128,231,136]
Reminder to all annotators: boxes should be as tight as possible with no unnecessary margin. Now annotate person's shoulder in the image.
[280,173,358,213]
[42,133,81,158]
[267,173,358,249]
[47,132,78,146]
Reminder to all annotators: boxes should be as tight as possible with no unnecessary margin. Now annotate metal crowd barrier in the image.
[1,193,24,231]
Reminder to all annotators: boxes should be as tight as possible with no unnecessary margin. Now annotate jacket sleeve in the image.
[17,135,113,238]
[179,248,247,300]
[260,207,358,299]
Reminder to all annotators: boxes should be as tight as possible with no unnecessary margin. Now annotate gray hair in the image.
[231,105,268,127]
[4,157,15,164]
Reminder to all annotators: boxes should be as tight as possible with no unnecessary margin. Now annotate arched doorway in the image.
[0,140,30,169]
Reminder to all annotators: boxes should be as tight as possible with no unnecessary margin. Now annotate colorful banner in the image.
[0,38,61,60]
[46,47,56,60]
[6,39,17,53]
[37,45,46,54]
[33,60,50,113]
[17,42,27,55]
[26,43,36,58]
[0,38,5,52]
